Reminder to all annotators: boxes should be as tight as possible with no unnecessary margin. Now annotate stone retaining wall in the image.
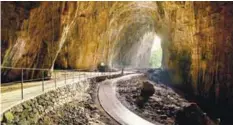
[1,74,121,125]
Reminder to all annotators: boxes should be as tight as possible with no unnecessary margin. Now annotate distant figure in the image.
[121,67,124,75]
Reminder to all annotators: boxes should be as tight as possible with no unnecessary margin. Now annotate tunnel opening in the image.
[149,35,162,68]
[1,1,233,125]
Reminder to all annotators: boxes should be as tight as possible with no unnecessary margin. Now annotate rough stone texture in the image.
[1,80,89,124]
[38,81,118,125]
[175,103,215,125]
[163,2,233,101]
[160,3,233,122]
[1,1,233,117]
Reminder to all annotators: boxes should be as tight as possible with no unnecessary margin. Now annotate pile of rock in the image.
[38,99,108,125]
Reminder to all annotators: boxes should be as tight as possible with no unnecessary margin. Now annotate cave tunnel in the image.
[1,1,233,125]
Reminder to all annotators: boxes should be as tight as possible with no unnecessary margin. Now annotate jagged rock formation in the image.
[1,1,233,117]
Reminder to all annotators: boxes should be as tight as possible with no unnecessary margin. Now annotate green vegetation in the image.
[149,48,162,68]
[4,111,14,123]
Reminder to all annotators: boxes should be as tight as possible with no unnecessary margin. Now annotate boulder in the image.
[136,81,155,108]
[140,81,155,98]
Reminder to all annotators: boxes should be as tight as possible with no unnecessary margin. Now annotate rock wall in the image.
[1,1,233,110]
[1,2,161,82]
[158,2,233,123]
[1,79,90,124]
[161,2,233,105]
[1,2,70,81]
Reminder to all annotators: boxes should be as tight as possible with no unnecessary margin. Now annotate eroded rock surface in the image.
[1,1,233,123]
[175,103,216,125]
[38,98,115,125]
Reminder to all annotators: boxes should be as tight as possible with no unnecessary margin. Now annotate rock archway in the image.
[1,2,233,123]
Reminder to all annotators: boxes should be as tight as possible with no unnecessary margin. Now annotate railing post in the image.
[91,71,93,79]
[79,71,80,82]
[42,70,44,92]
[65,70,66,84]
[54,71,57,88]
[21,69,24,100]
[89,71,91,79]
[73,71,74,83]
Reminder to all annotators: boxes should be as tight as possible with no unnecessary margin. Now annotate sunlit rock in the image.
[1,2,233,117]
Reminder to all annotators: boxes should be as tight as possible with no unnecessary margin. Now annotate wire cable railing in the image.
[1,66,147,97]
[1,66,115,99]
[1,65,151,115]
[1,66,126,114]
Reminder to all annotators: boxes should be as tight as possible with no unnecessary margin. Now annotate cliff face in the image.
[163,2,233,103]
[1,2,72,81]
[1,2,233,105]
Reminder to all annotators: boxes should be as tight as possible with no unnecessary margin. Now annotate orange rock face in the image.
[1,2,233,106]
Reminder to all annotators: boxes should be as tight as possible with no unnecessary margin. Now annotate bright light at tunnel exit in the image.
[149,35,162,68]
[151,35,161,52]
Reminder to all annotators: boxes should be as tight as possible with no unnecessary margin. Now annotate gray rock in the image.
[160,115,167,119]
[22,102,31,111]
[18,118,28,125]
[140,81,155,98]
[13,105,23,113]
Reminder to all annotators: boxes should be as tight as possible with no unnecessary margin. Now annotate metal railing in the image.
[1,66,145,101]
[1,66,112,100]
[0,66,126,115]
[0,65,148,115]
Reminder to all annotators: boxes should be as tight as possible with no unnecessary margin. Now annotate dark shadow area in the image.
[147,68,233,125]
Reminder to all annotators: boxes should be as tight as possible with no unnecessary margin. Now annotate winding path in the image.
[98,74,161,125]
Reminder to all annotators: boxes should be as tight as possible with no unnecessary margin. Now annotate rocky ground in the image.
[116,76,216,125]
[39,81,118,125]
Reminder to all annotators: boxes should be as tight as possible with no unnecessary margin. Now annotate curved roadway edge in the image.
[98,74,162,125]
